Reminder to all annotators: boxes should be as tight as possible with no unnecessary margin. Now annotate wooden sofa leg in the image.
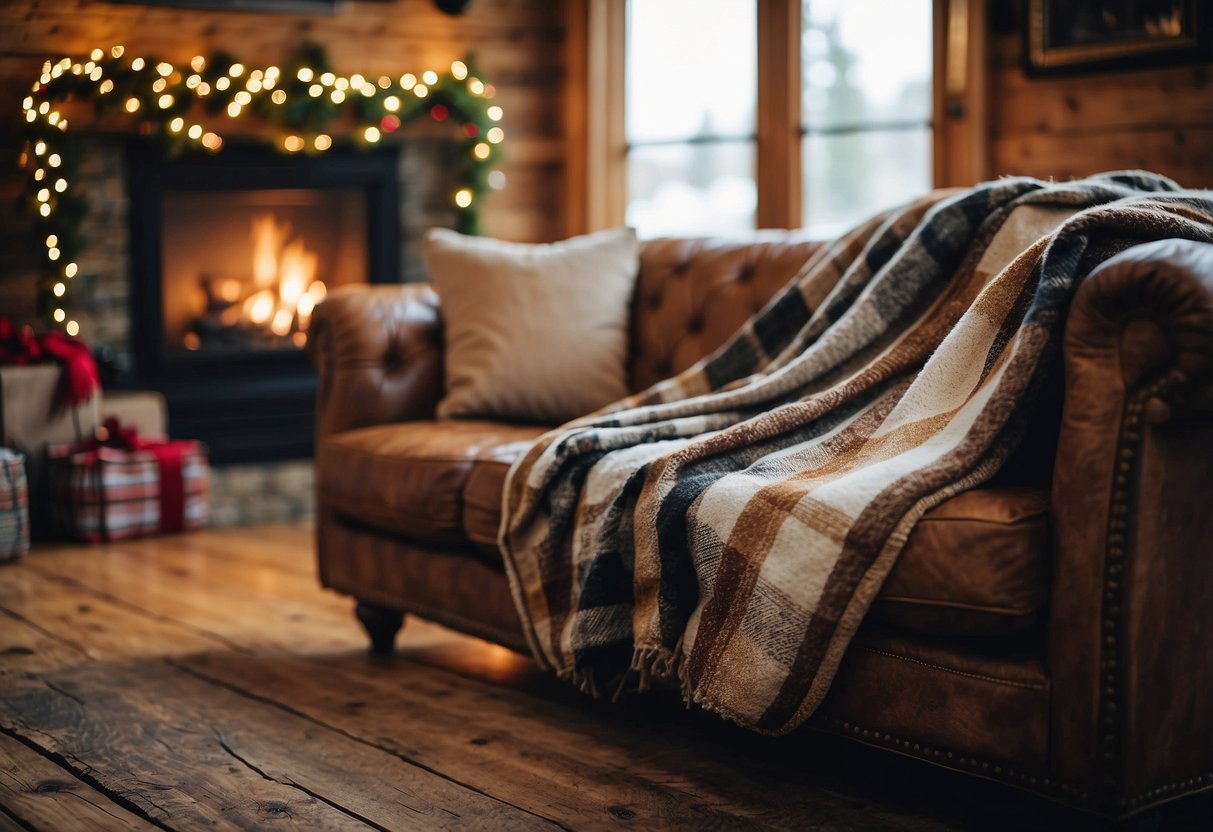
[355,601,405,653]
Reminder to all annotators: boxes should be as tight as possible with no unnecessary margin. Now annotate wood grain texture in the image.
[0,523,1142,830]
[0,662,554,830]
[0,732,162,832]
[987,10,1213,189]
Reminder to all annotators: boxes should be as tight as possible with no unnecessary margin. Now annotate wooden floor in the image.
[0,524,1166,830]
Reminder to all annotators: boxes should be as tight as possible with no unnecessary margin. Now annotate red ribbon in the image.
[89,417,188,533]
[0,318,100,411]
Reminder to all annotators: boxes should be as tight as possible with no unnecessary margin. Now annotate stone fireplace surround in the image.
[71,133,462,526]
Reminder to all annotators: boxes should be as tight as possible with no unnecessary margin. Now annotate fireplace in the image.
[127,141,401,463]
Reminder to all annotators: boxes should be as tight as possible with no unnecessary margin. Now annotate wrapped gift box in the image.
[48,421,209,542]
[0,364,101,530]
[0,448,30,561]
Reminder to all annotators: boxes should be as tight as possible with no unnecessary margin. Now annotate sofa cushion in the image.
[317,420,548,546]
[323,421,1050,635]
[872,488,1051,635]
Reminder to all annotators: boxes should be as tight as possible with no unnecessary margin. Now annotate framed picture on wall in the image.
[1026,0,1211,75]
[105,0,344,12]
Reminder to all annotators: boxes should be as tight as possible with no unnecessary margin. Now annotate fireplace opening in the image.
[127,141,401,463]
[163,189,366,356]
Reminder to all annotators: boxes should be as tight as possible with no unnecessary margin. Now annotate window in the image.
[800,0,933,238]
[625,0,757,236]
[607,0,940,239]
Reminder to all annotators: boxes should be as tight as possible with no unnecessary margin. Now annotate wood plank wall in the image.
[0,0,565,322]
[988,3,1213,188]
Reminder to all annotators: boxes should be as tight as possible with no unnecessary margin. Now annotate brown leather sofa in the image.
[308,235,1213,821]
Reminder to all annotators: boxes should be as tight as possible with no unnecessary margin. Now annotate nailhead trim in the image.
[816,714,1213,815]
[1119,772,1213,811]
[814,715,1088,800]
[1095,371,1183,799]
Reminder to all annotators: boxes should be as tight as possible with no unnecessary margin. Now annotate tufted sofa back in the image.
[629,236,823,392]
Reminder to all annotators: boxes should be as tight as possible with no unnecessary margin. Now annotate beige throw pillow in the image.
[423,226,640,423]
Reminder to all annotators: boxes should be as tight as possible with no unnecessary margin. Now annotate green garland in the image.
[19,42,506,334]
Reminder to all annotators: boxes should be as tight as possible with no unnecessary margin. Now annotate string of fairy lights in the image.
[19,43,505,335]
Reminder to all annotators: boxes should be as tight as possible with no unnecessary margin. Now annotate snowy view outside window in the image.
[625,0,757,237]
[801,0,933,239]
[624,1,932,241]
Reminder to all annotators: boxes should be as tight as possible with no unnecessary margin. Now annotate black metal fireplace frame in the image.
[126,140,402,463]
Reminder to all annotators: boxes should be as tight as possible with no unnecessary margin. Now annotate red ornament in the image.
[430,104,448,122]
[380,114,401,132]
[463,123,479,138]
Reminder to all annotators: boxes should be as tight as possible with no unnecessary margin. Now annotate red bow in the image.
[0,318,100,410]
[94,417,146,451]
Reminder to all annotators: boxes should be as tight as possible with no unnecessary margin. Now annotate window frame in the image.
[563,0,987,238]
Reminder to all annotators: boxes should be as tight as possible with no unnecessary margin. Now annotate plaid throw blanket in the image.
[499,172,1213,735]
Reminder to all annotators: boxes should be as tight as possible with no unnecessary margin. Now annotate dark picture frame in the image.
[106,0,344,13]
[1026,0,1210,76]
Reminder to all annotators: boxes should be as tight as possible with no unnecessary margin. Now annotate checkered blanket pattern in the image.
[499,172,1213,734]
[0,448,29,560]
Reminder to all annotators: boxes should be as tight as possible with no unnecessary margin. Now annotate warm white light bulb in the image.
[451,60,468,80]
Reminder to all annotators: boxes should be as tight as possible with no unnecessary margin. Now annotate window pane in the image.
[627,0,756,143]
[801,127,932,240]
[626,142,756,238]
[802,0,932,130]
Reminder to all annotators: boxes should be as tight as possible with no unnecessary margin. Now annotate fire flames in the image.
[186,213,327,351]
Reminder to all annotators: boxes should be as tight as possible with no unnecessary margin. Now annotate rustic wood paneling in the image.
[0,0,566,324]
[988,5,1213,189]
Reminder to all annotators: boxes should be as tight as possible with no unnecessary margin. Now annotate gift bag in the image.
[0,448,29,560]
[48,418,209,542]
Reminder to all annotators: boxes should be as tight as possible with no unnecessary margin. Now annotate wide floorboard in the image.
[0,524,1169,830]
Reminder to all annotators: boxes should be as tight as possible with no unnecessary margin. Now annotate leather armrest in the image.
[307,283,443,441]
[1048,239,1213,809]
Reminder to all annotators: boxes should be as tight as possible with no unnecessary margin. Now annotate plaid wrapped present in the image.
[0,448,29,560]
[48,418,209,542]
